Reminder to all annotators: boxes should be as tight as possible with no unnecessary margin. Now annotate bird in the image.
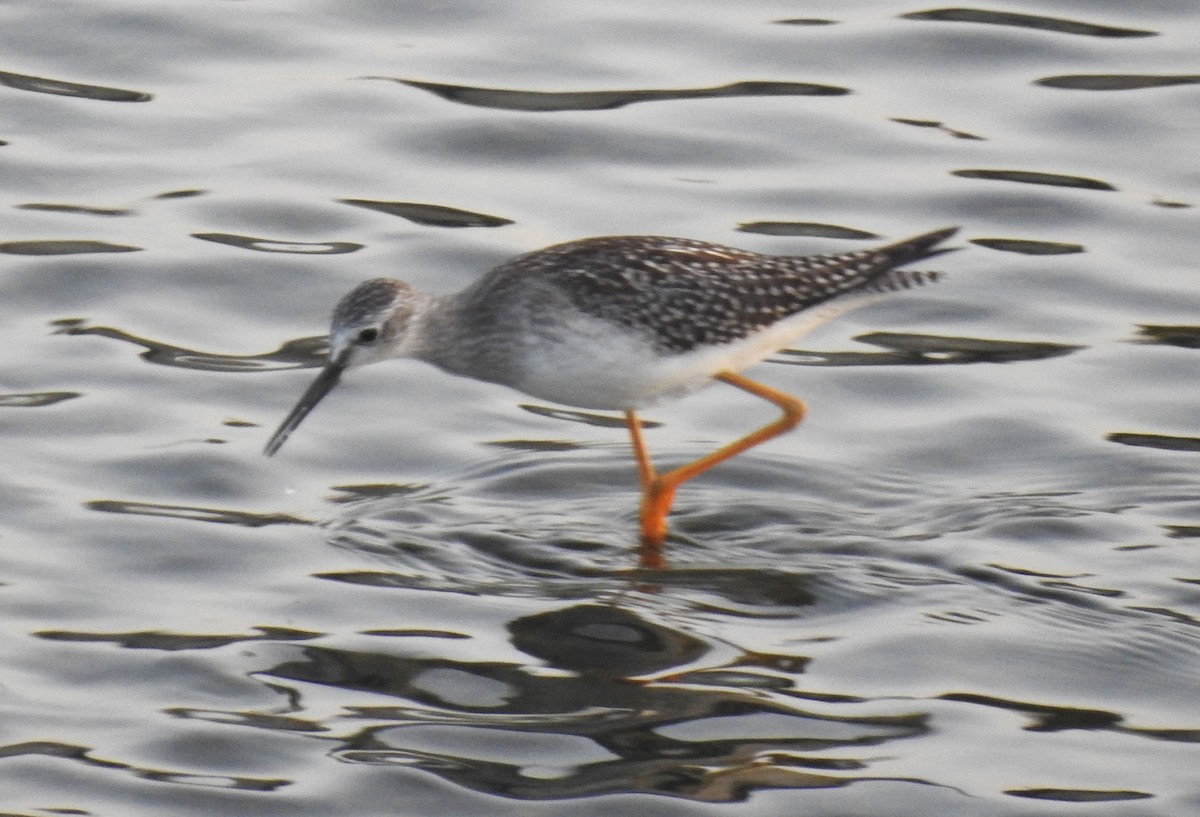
[264,227,958,567]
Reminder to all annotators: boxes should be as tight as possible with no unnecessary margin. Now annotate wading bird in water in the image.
[265,227,958,568]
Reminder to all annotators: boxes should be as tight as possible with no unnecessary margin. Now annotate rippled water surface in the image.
[2,2,1199,815]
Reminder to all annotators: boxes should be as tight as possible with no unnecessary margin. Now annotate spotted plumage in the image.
[264,225,960,563]
[264,227,957,455]
[464,231,953,354]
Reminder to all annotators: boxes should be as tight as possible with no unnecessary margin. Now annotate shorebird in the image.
[265,227,957,567]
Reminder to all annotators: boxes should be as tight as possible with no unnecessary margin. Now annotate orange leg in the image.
[624,409,656,491]
[626,371,808,569]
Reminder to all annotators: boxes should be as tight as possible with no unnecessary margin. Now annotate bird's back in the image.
[464,229,956,355]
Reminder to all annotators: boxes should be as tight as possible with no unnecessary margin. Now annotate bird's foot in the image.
[638,481,676,569]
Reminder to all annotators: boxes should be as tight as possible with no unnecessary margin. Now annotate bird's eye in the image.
[356,327,380,344]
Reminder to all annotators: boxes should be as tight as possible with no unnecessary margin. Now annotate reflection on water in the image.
[17,202,135,217]
[889,118,985,141]
[1106,432,1200,453]
[0,741,287,793]
[254,603,937,802]
[51,319,326,372]
[86,498,312,527]
[36,625,318,651]
[340,199,515,228]
[0,239,142,255]
[376,78,850,113]
[776,332,1081,366]
[0,390,80,407]
[0,68,152,101]
[191,233,363,254]
[737,222,881,239]
[951,168,1116,192]
[969,237,1085,255]
[1136,324,1200,348]
[23,439,1200,809]
[1036,73,1200,90]
[899,8,1157,38]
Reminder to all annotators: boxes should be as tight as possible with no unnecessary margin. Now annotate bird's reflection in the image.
[259,603,932,801]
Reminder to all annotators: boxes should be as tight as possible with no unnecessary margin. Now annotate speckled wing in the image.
[491,228,957,353]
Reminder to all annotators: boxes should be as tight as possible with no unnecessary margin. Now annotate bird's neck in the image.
[409,291,507,383]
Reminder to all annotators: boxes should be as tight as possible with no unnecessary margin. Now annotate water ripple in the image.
[192,232,362,254]
[375,78,851,112]
[969,237,1085,255]
[339,199,514,228]
[0,239,141,255]
[900,9,1157,38]
[0,69,152,101]
[952,169,1117,191]
[50,319,325,372]
[1036,74,1200,91]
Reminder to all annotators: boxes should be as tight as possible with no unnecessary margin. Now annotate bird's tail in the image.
[857,227,957,294]
[879,226,960,267]
[862,267,943,294]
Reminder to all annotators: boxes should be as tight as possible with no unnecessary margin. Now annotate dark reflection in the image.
[1136,324,1200,349]
[890,117,985,140]
[168,708,325,733]
[1152,198,1191,209]
[339,199,514,228]
[483,439,587,452]
[328,483,431,503]
[17,202,133,216]
[51,318,326,372]
[940,692,1200,744]
[952,169,1116,191]
[1036,74,1200,91]
[988,563,1088,581]
[0,390,79,407]
[1106,432,1200,453]
[519,403,661,429]
[940,692,1119,731]
[86,499,312,527]
[777,332,1082,367]
[901,9,1156,38]
[192,232,361,254]
[376,78,850,112]
[509,604,708,677]
[0,741,287,791]
[634,568,817,610]
[317,566,820,611]
[0,69,152,101]
[35,626,318,651]
[137,771,289,791]
[1128,605,1200,628]
[153,188,207,200]
[1005,788,1152,802]
[970,237,1084,255]
[737,222,880,239]
[0,239,142,255]
[258,603,933,801]
[362,629,472,638]
[774,18,838,25]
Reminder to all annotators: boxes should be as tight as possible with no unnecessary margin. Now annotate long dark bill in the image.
[263,361,346,456]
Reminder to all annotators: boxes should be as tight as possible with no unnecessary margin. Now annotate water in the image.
[2,2,1198,815]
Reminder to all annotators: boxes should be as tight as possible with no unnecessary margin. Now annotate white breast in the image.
[508,304,852,410]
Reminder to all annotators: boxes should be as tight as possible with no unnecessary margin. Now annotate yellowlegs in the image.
[265,227,958,567]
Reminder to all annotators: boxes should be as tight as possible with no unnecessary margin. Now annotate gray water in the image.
[2,2,1199,815]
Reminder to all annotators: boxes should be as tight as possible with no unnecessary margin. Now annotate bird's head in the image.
[328,278,425,368]
[263,278,422,456]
